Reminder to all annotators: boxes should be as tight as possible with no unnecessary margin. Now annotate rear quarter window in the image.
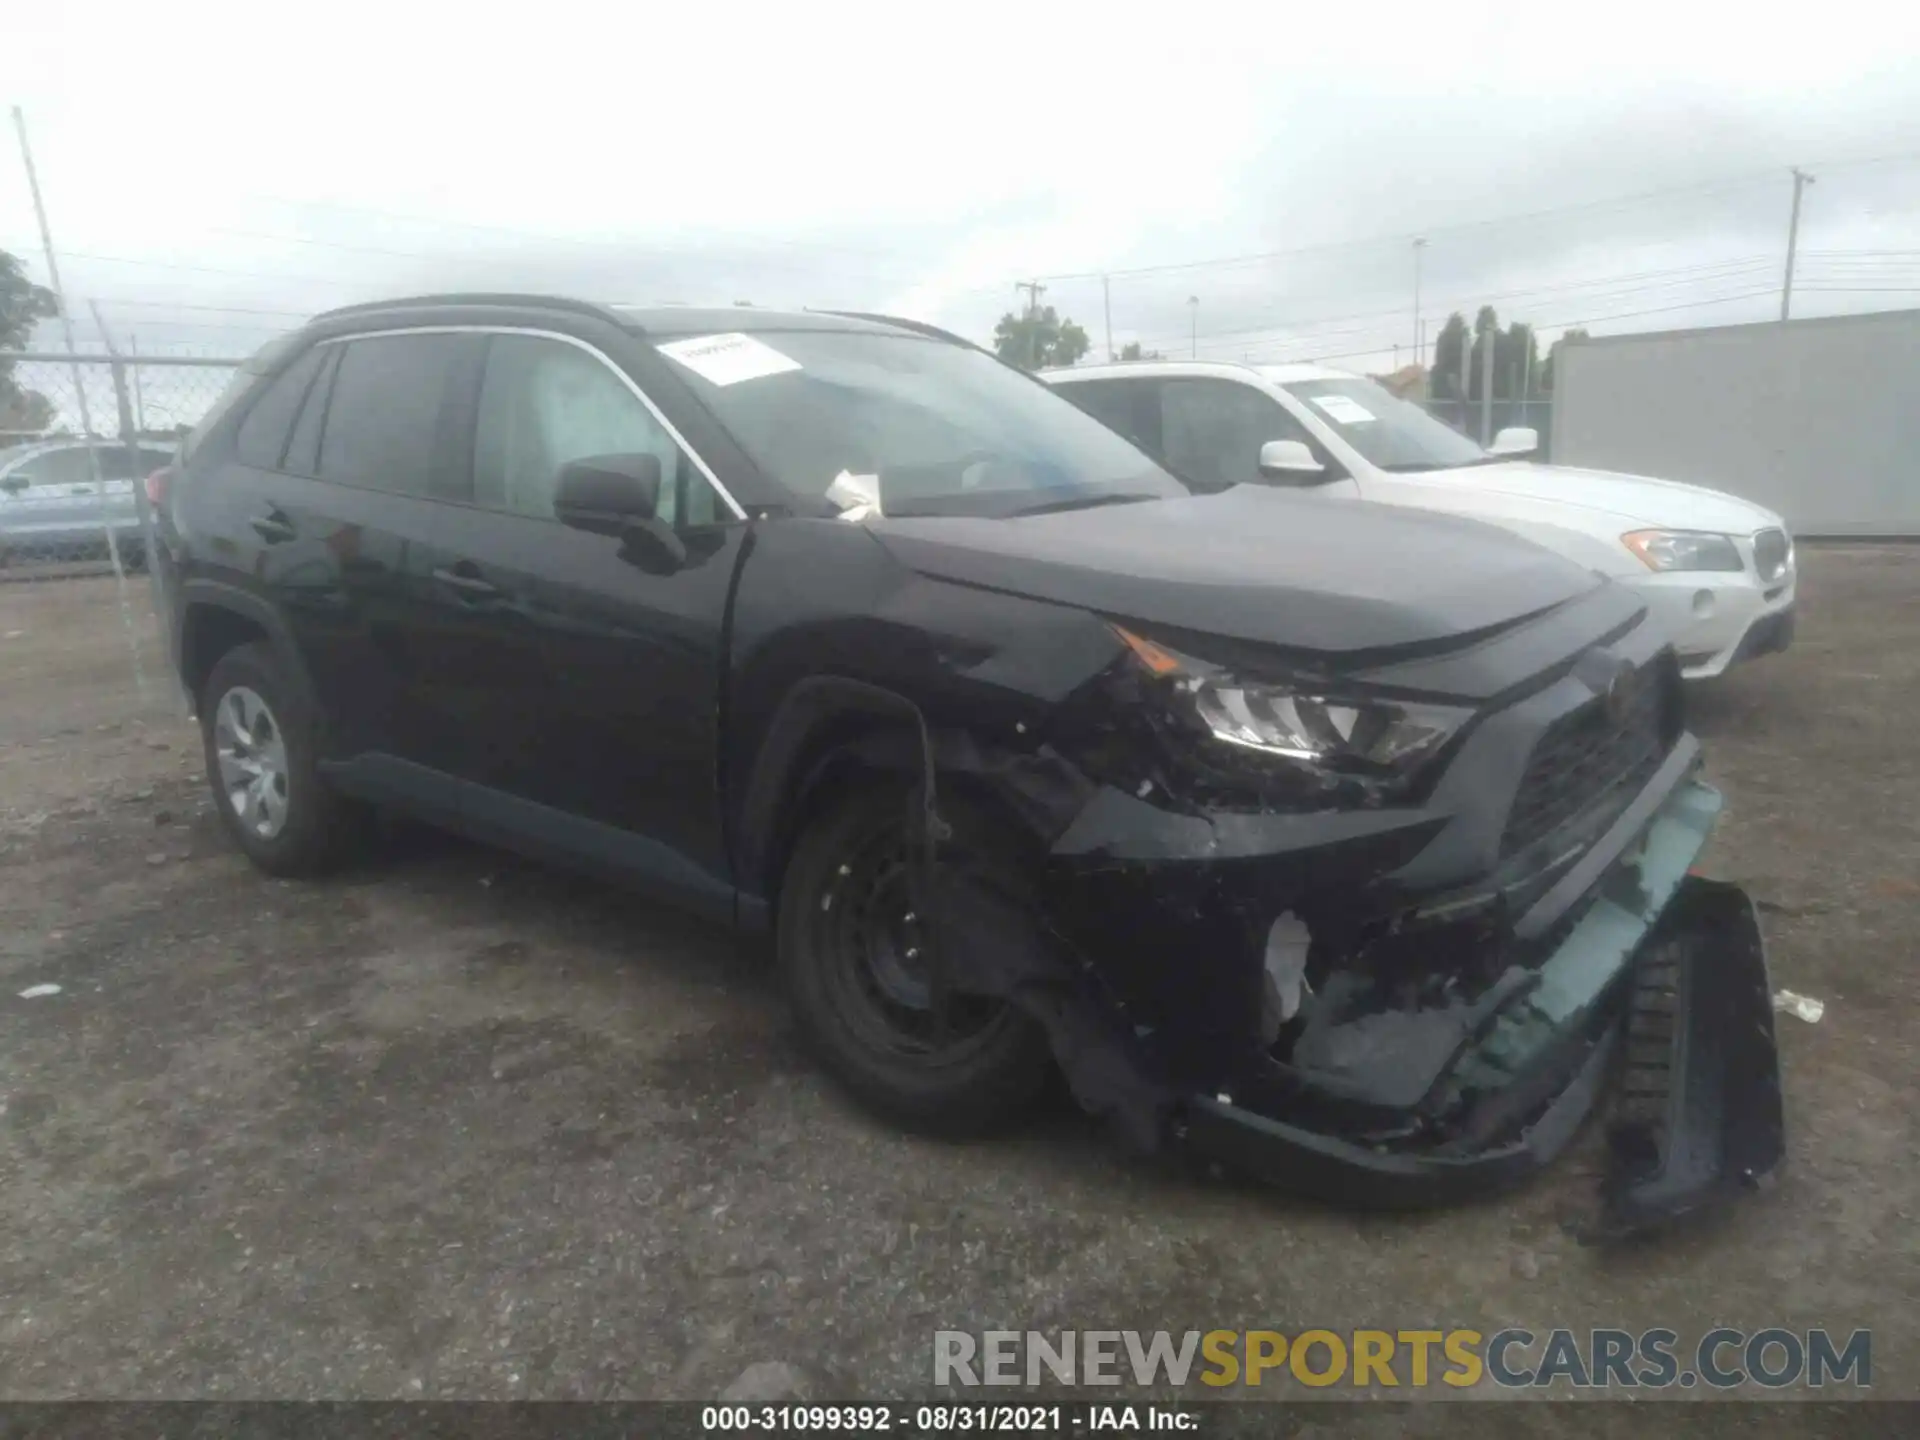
[181,333,304,463]
[233,347,328,471]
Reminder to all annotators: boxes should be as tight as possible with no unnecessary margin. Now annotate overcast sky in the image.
[6,1,1920,378]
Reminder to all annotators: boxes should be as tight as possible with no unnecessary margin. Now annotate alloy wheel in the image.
[213,685,292,840]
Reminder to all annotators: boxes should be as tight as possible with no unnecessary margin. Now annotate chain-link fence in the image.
[0,352,241,745]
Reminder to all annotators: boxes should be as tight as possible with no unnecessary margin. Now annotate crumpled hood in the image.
[1426,461,1785,533]
[870,485,1602,655]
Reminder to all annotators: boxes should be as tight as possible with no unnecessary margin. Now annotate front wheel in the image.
[777,784,1053,1135]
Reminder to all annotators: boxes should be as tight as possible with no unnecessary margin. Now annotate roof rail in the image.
[311,293,622,324]
[811,310,980,350]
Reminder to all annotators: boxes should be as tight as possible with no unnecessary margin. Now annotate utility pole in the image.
[1519,333,1534,430]
[1412,237,1427,368]
[1102,275,1113,361]
[1457,324,1470,419]
[1187,295,1199,359]
[12,104,147,694]
[1478,315,1495,445]
[1781,167,1815,322]
[1014,280,1047,368]
[129,333,145,432]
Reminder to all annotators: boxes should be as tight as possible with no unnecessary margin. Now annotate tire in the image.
[778,782,1054,1135]
[199,641,362,877]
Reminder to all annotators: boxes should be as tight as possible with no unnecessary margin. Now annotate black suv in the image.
[153,295,1783,1228]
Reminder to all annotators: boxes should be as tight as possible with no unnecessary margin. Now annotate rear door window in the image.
[10,447,98,487]
[233,347,327,471]
[317,334,475,499]
[91,447,177,481]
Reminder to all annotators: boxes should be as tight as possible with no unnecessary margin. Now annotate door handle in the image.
[249,510,296,543]
[432,565,501,600]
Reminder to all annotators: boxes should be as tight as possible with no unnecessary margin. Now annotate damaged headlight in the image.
[1112,625,1472,777]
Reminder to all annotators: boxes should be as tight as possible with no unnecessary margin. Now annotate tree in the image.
[1541,326,1589,392]
[1429,312,1470,399]
[1117,341,1164,361]
[2,248,59,440]
[1499,322,1539,398]
[993,305,1090,371]
[1466,305,1502,400]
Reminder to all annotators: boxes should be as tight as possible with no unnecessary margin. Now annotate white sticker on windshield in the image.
[1309,394,1377,425]
[656,332,802,387]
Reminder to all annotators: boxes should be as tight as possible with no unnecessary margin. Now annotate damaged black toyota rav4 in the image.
[153,296,1784,1232]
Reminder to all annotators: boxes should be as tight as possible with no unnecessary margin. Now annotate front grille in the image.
[1753,528,1790,582]
[1501,663,1671,857]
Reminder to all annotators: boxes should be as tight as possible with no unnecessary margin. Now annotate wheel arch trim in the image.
[175,579,320,722]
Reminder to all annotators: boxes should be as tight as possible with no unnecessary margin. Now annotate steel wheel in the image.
[779,784,1055,1134]
[811,824,1013,1063]
[212,684,291,840]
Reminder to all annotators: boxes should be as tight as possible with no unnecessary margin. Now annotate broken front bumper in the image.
[1173,781,1787,1233]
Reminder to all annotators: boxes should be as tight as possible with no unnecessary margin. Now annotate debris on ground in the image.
[1773,990,1826,1024]
[17,984,62,1000]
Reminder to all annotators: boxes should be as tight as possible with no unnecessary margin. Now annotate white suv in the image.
[1045,361,1795,679]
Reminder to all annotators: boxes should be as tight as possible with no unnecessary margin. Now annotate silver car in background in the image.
[0,437,178,572]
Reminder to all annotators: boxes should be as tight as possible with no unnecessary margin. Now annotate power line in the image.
[1529,286,1780,330]
[1033,148,1920,286]
[83,297,315,318]
[0,243,372,288]
[1126,257,1782,352]
[225,190,935,266]
[1237,287,1784,367]
[1120,242,1920,355]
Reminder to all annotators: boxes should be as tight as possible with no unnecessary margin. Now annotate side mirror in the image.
[553,453,686,572]
[1489,426,1539,457]
[554,454,662,532]
[1258,439,1325,479]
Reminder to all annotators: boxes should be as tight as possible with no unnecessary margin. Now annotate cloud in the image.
[3,0,1918,372]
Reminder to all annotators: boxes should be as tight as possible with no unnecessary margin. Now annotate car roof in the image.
[306,294,949,343]
[614,305,941,340]
[1042,359,1356,385]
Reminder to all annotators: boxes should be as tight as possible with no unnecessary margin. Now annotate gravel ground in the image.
[0,553,1915,1421]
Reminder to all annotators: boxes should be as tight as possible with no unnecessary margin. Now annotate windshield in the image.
[655,329,1187,517]
[1282,376,1492,472]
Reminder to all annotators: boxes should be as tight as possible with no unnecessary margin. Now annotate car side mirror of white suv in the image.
[1489,426,1539,457]
[1258,439,1325,478]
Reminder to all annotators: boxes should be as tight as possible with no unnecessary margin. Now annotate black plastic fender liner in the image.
[1601,876,1787,1236]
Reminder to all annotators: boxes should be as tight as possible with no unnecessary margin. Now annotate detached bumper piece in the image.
[1177,782,1786,1233]
[1602,877,1786,1235]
